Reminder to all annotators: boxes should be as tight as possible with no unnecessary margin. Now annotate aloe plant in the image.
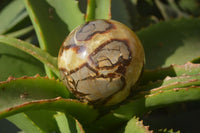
[0,0,200,133]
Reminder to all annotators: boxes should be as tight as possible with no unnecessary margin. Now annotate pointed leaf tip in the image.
[125,117,152,133]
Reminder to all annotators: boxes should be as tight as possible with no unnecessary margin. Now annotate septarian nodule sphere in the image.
[58,19,145,106]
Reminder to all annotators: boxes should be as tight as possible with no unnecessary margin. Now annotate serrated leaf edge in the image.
[125,116,153,133]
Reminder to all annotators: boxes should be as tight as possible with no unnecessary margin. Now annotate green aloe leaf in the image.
[46,0,85,32]
[0,75,69,132]
[0,0,28,34]
[54,113,85,133]
[137,74,200,97]
[86,0,111,21]
[1,98,98,126]
[125,117,151,133]
[137,18,200,69]
[7,111,60,133]
[24,110,60,133]
[0,75,69,112]
[0,35,59,78]
[24,0,84,57]
[7,113,44,133]
[5,26,34,38]
[95,0,111,20]
[0,75,98,125]
[111,0,132,28]
[0,43,45,81]
[24,0,84,77]
[88,73,200,132]
[141,62,200,84]
[178,0,200,16]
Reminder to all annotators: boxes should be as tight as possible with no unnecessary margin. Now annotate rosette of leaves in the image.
[0,0,200,133]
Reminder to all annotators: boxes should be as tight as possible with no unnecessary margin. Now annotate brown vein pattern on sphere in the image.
[58,19,145,105]
[89,39,131,69]
[59,39,131,102]
[76,20,115,41]
[63,45,86,54]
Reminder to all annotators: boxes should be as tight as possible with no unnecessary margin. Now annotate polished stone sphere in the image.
[58,19,145,105]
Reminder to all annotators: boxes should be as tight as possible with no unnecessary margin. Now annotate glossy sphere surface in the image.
[58,20,145,105]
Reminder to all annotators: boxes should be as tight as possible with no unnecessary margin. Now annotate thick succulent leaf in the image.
[24,0,84,56]
[0,75,70,112]
[0,35,59,78]
[5,26,34,38]
[0,75,98,124]
[8,110,61,133]
[88,74,200,132]
[0,98,98,125]
[137,18,200,69]
[0,43,45,81]
[86,0,111,21]
[141,62,200,84]
[125,117,151,133]
[0,75,69,132]
[7,111,60,133]
[7,113,43,133]
[95,0,111,20]
[25,110,60,133]
[46,0,85,32]
[178,0,200,16]
[54,113,85,133]
[111,0,132,28]
[137,74,200,98]
[0,0,28,34]
[76,120,85,133]
[24,0,84,77]
[85,0,95,21]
